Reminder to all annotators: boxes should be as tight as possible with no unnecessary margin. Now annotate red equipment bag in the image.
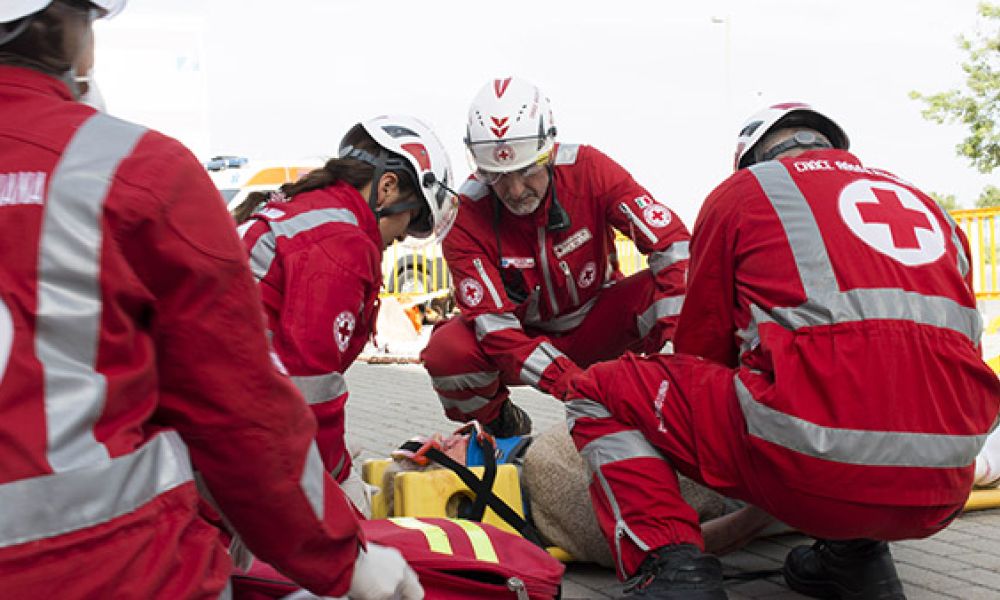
[231,517,565,600]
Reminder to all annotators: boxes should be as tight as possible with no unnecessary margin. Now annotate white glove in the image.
[348,543,424,600]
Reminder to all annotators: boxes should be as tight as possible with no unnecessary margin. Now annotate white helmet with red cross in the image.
[464,76,557,174]
[1,0,125,46]
[733,102,849,171]
[341,114,458,240]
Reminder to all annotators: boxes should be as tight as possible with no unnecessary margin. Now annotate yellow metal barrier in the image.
[381,207,1000,302]
[950,207,1000,301]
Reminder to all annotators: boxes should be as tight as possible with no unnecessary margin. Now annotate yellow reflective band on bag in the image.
[390,517,453,555]
[388,518,500,563]
[452,520,499,563]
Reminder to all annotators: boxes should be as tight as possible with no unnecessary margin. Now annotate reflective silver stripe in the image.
[249,231,277,280]
[438,393,492,414]
[757,288,981,343]
[249,208,358,280]
[473,258,504,309]
[432,370,500,392]
[525,295,598,333]
[474,312,522,341]
[579,431,658,575]
[520,342,566,388]
[560,261,580,306]
[619,203,658,245]
[734,375,987,468]
[648,241,690,275]
[637,296,685,338]
[218,578,232,600]
[566,398,612,432]
[749,161,981,343]
[579,429,663,470]
[38,113,146,472]
[300,441,326,520]
[538,227,560,314]
[941,209,971,279]
[290,371,348,405]
[750,162,835,298]
[0,431,192,548]
[330,452,347,481]
[735,304,764,356]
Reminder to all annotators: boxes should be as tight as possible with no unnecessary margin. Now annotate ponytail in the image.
[230,127,417,224]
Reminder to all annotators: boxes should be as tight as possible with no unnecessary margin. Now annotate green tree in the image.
[977,184,1000,207]
[931,191,963,211]
[910,2,999,174]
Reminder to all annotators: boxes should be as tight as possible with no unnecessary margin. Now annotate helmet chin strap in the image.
[758,130,833,164]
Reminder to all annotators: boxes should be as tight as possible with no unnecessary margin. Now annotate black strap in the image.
[397,440,545,547]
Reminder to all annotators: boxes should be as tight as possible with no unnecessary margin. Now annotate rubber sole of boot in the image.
[782,563,906,600]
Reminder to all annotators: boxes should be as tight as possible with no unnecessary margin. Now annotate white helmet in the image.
[1,1,124,45]
[733,102,849,171]
[465,76,557,174]
[1,0,125,21]
[340,115,458,240]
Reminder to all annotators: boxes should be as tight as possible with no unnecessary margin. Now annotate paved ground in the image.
[344,361,1000,599]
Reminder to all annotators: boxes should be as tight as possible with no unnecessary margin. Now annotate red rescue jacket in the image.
[676,149,1000,506]
[0,66,361,599]
[445,143,689,393]
[240,182,383,479]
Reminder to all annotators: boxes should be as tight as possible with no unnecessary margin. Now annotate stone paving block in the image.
[725,576,787,596]
[891,545,969,572]
[949,567,1000,589]
[945,585,1000,600]
[949,551,1000,570]
[895,562,974,593]
[901,537,976,557]
[901,587,958,599]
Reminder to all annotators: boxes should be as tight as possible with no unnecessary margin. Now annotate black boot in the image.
[620,544,727,599]
[484,398,532,437]
[783,539,906,599]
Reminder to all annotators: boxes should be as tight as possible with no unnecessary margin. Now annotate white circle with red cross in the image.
[837,180,945,267]
[643,204,671,228]
[578,261,598,288]
[334,311,356,352]
[459,277,484,307]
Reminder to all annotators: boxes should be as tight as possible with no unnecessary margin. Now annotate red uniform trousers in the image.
[567,353,963,579]
[423,271,662,425]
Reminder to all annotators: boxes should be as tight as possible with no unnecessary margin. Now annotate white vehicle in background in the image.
[205,155,320,213]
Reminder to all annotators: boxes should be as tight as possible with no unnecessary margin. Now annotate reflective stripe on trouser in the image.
[420,271,661,425]
[566,399,701,578]
[566,354,971,578]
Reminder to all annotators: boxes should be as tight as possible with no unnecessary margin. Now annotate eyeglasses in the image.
[477,162,547,186]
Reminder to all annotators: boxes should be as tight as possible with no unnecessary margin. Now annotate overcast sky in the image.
[94,0,993,226]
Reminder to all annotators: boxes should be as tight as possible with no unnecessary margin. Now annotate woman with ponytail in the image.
[238,115,457,515]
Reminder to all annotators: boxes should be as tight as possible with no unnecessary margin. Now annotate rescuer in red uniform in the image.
[563,103,1000,599]
[0,3,424,598]
[421,76,690,437]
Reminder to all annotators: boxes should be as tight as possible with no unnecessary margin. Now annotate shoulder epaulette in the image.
[554,144,581,165]
[459,177,490,202]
